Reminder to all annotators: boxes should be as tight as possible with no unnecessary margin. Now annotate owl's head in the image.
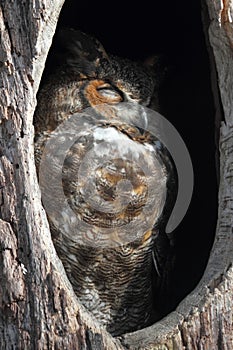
[36,28,164,133]
[48,28,162,108]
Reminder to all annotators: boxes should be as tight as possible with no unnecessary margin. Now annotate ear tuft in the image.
[144,54,168,79]
[144,54,163,69]
[53,27,110,78]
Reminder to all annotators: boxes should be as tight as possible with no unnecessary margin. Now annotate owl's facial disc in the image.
[84,80,123,106]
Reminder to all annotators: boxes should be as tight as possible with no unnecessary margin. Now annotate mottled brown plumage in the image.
[34,28,177,336]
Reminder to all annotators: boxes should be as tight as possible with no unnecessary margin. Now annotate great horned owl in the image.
[34,28,177,336]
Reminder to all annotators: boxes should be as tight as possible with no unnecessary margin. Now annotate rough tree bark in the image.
[0,1,232,350]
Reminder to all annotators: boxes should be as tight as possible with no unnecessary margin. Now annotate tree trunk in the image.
[0,0,232,350]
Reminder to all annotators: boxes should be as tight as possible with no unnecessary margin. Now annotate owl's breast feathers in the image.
[52,118,170,335]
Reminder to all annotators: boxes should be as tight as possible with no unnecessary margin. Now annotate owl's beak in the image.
[112,102,149,132]
[136,126,146,135]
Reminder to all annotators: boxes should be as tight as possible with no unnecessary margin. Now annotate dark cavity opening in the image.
[43,0,218,325]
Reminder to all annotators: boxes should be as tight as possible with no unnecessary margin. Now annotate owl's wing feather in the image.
[151,142,178,315]
[54,28,110,78]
